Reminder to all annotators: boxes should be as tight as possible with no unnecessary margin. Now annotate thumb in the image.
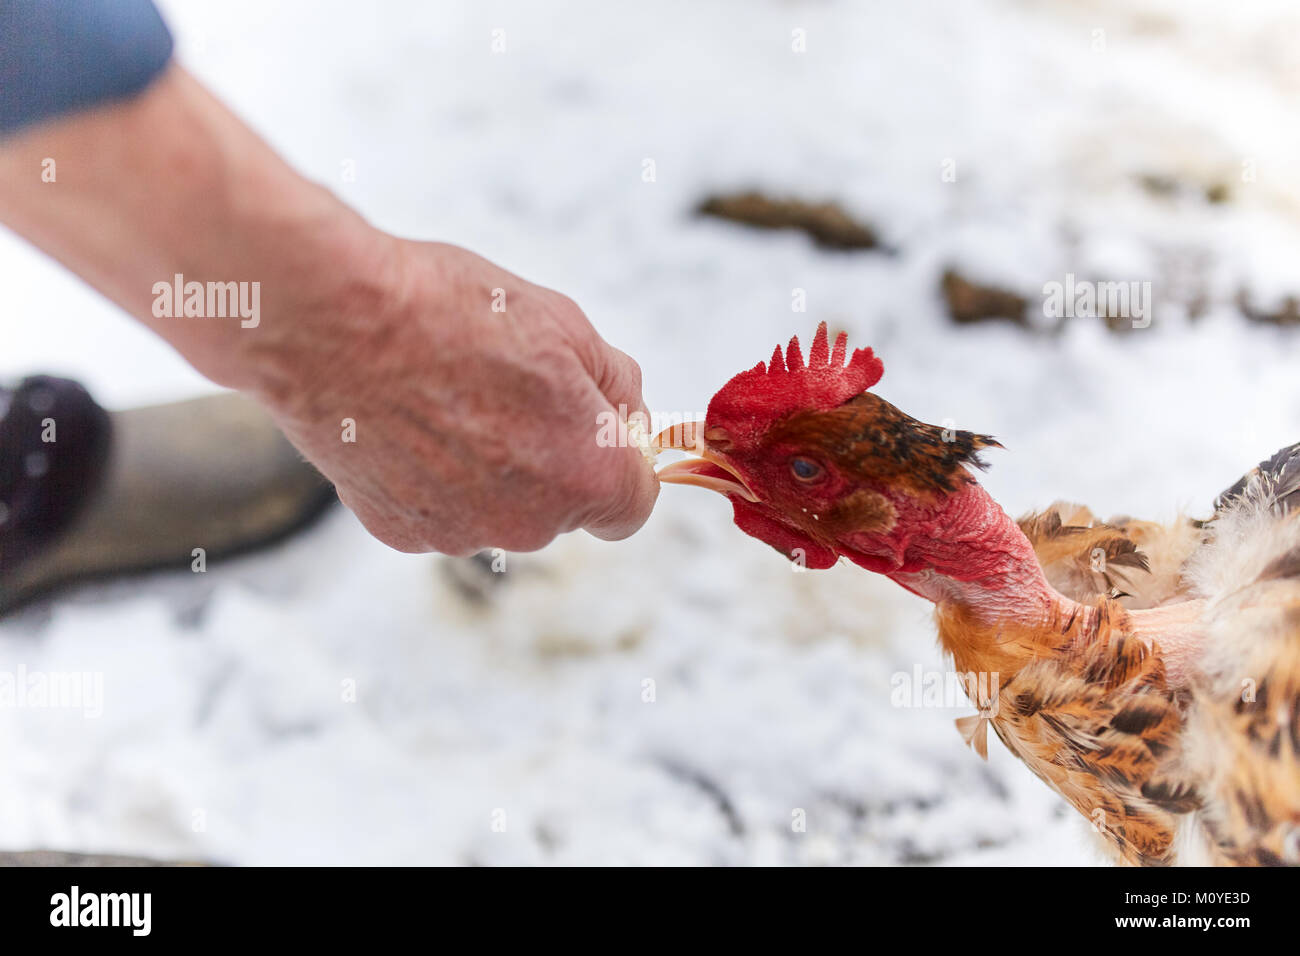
[583,431,659,541]
[582,342,659,541]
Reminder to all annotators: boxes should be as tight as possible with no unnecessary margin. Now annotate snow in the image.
[2,0,1299,864]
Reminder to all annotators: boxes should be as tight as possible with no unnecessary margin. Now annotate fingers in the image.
[545,288,651,428]
[582,439,660,541]
[577,337,659,540]
[591,341,650,422]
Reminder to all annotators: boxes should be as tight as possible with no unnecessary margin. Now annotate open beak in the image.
[652,421,759,502]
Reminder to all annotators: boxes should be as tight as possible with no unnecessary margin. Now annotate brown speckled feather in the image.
[938,600,1193,865]
[771,392,1000,498]
[1181,444,1300,865]
[1214,441,1300,517]
[1190,652,1300,865]
[682,322,1300,866]
[1020,503,1199,609]
[1007,445,1300,864]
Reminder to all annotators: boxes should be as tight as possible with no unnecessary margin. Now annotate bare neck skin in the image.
[881,481,1204,685]
[886,481,1075,625]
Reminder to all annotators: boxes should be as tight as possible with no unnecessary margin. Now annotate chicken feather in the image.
[656,324,1300,866]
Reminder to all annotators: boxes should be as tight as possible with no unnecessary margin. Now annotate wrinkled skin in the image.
[261,240,659,555]
[0,66,658,557]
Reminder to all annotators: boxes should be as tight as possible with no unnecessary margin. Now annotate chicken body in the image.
[655,324,1300,866]
[1019,445,1300,865]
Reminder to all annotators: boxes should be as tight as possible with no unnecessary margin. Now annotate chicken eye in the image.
[790,457,823,482]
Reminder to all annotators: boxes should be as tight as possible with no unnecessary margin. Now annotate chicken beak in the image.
[651,421,759,503]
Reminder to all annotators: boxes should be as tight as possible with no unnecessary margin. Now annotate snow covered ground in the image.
[2,0,1299,864]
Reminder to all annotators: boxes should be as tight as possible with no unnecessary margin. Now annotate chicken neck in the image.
[880,479,1203,685]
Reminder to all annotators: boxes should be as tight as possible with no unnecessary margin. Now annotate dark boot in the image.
[0,377,336,616]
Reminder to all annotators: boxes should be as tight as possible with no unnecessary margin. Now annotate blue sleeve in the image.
[0,0,174,136]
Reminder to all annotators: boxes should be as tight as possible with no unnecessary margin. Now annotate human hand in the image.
[0,67,658,557]
[251,239,659,555]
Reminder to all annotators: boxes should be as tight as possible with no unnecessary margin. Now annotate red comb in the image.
[707,322,883,440]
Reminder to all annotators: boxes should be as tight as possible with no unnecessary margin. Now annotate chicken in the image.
[654,322,1300,866]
